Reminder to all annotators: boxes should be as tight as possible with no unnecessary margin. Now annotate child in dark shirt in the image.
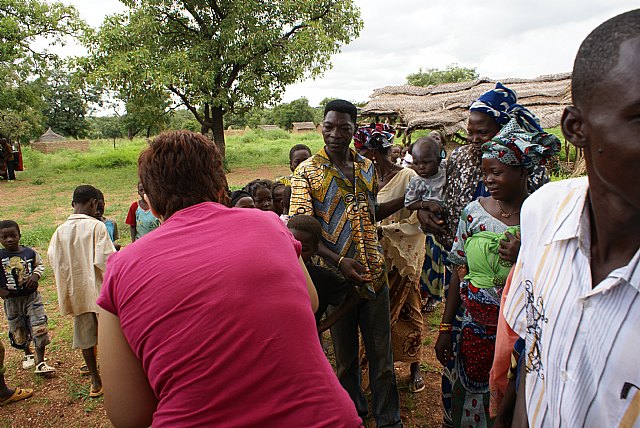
[287,215,358,333]
[0,220,54,375]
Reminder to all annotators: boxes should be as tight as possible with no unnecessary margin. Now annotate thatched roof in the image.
[37,127,66,142]
[361,73,571,135]
[292,122,316,131]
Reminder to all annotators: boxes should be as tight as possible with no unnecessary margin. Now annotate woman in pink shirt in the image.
[97,130,362,428]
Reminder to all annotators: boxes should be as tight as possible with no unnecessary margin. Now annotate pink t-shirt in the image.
[98,202,361,427]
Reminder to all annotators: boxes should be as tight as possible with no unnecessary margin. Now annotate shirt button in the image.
[583,299,591,309]
[560,370,569,382]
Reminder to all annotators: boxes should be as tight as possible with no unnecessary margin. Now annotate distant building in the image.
[291,122,316,133]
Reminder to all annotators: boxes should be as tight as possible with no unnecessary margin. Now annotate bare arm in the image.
[376,196,405,221]
[99,309,158,428]
[434,267,462,365]
[317,288,359,333]
[298,257,319,313]
[129,226,136,243]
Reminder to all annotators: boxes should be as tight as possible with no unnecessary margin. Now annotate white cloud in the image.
[57,0,637,106]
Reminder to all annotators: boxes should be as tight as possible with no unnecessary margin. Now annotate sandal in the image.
[0,388,33,406]
[409,377,425,393]
[89,385,103,398]
[79,364,90,376]
[22,354,35,369]
[34,361,56,375]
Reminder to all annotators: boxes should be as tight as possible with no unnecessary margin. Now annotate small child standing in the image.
[0,220,55,375]
[276,144,312,186]
[125,182,160,242]
[96,190,120,250]
[48,185,116,397]
[287,215,358,333]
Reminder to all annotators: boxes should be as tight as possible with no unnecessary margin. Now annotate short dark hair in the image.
[572,9,640,107]
[324,99,358,125]
[230,190,252,207]
[138,130,230,219]
[0,220,20,234]
[289,144,312,162]
[413,136,440,158]
[243,179,273,197]
[73,185,101,204]
[287,215,322,245]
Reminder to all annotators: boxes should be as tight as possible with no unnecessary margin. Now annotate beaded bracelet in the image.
[439,323,453,333]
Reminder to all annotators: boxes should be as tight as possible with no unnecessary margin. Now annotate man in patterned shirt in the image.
[503,9,640,428]
[290,100,404,427]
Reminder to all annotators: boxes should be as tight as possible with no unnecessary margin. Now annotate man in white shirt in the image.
[503,9,640,428]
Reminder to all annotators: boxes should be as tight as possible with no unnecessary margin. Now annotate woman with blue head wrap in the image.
[434,126,559,428]
[421,83,556,428]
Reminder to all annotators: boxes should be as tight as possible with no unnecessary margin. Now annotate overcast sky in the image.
[60,0,637,106]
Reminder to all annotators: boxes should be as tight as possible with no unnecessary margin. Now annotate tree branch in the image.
[167,84,204,124]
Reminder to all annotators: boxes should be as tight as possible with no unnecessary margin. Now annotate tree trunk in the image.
[210,105,225,159]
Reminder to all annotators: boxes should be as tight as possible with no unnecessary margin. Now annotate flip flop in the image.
[0,388,34,406]
[35,361,56,375]
[410,377,425,393]
[22,354,35,369]
[89,385,103,398]
[79,364,90,376]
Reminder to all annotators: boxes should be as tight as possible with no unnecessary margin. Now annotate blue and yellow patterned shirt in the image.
[289,147,387,297]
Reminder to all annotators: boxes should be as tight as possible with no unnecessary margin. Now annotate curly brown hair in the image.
[138,130,230,220]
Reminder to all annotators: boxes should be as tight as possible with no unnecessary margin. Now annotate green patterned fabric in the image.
[463,226,521,289]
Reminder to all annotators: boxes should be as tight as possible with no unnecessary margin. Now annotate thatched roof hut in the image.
[32,127,89,154]
[291,122,316,133]
[37,127,66,142]
[361,73,571,137]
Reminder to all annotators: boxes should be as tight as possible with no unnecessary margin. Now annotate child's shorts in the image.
[3,292,51,350]
[73,312,98,350]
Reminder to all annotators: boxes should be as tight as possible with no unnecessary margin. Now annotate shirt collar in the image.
[543,177,589,245]
[68,213,97,221]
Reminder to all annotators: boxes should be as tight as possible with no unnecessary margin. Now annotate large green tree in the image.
[272,98,316,130]
[86,0,362,158]
[0,0,84,140]
[42,68,100,139]
[406,64,479,87]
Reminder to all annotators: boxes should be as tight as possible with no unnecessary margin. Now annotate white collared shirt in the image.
[504,177,640,428]
[48,214,116,316]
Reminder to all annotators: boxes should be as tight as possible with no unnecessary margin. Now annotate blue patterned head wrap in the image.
[353,123,395,150]
[482,119,560,172]
[470,82,543,133]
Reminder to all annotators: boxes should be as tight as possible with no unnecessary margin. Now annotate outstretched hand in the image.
[498,231,521,263]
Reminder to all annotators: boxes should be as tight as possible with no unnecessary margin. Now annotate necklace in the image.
[496,200,520,218]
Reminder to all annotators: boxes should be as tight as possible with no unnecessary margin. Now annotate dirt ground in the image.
[1,165,445,427]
